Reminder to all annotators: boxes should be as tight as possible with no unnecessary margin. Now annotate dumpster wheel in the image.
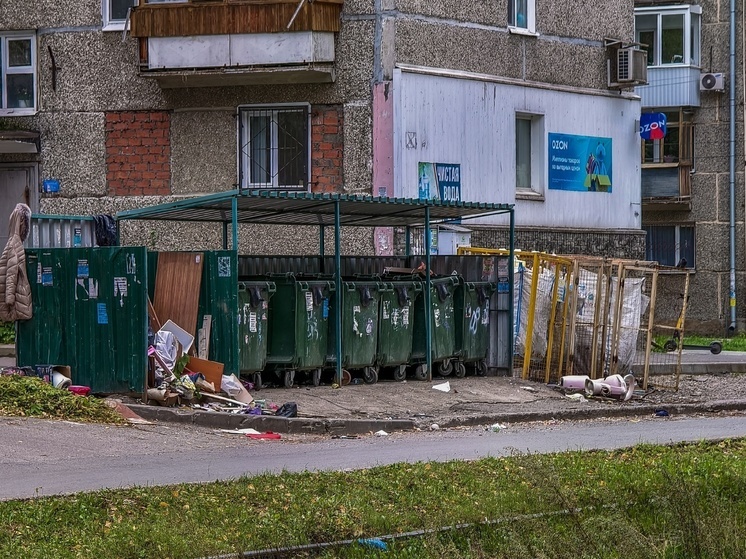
[312,368,322,387]
[393,365,407,382]
[363,366,378,384]
[455,362,466,378]
[252,372,262,391]
[414,364,428,381]
[284,370,295,389]
[475,360,487,377]
[438,360,453,376]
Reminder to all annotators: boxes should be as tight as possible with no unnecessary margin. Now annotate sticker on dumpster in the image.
[366,318,374,335]
[42,267,53,286]
[482,306,489,325]
[77,259,89,278]
[402,307,409,326]
[114,277,128,298]
[434,308,441,327]
[322,298,329,319]
[37,263,42,284]
[126,253,137,275]
[97,303,109,325]
[89,278,99,299]
[249,312,257,333]
[469,307,480,335]
[382,301,390,320]
[73,227,82,247]
[305,291,313,311]
[218,256,231,277]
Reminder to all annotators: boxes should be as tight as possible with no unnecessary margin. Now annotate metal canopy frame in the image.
[116,189,515,385]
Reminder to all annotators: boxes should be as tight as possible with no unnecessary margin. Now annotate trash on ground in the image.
[585,374,636,401]
[375,430,389,437]
[219,428,261,435]
[432,381,451,393]
[654,409,670,417]
[521,386,539,393]
[560,375,590,391]
[332,435,359,439]
[68,385,91,396]
[275,401,298,418]
[429,423,440,431]
[566,393,587,403]
[246,431,282,440]
[489,422,507,432]
[357,538,388,551]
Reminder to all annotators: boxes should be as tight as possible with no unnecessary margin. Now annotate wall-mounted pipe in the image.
[729,0,737,332]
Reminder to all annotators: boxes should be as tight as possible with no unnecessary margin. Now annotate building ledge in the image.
[140,63,335,88]
[642,197,692,212]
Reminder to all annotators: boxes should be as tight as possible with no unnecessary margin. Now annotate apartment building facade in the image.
[0,0,643,261]
[635,0,744,333]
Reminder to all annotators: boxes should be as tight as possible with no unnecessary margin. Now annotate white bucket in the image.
[52,371,71,390]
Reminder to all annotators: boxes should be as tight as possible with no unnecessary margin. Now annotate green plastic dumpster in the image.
[237,281,275,387]
[411,275,459,380]
[454,280,496,377]
[377,279,422,381]
[326,279,388,384]
[265,274,334,388]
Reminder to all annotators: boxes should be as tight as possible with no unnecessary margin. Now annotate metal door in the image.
[0,166,36,247]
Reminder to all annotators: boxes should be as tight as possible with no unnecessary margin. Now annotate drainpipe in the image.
[728,0,737,332]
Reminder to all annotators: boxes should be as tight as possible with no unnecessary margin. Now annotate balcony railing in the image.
[130,0,343,38]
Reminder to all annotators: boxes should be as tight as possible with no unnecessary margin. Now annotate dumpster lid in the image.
[115,190,513,228]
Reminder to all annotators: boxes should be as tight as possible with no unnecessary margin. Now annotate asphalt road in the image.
[2,413,746,500]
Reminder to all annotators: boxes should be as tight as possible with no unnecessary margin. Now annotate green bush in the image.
[0,321,14,344]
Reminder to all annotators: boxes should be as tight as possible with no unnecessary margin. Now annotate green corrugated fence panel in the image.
[18,247,148,393]
[198,251,239,376]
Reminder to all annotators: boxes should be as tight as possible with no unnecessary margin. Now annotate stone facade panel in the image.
[171,110,236,195]
[342,103,372,194]
[394,0,504,26]
[0,0,99,29]
[539,0,633,41]
[525,42,606,89]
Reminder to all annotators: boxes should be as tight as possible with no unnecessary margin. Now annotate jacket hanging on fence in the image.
[0,203,32,321]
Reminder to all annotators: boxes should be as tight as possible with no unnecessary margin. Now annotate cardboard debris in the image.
[432,381,451,393]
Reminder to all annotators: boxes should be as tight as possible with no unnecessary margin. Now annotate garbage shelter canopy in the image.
[115,189,514,227]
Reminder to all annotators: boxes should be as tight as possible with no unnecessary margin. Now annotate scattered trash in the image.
[489,423,507,432]
[221,374,254,404]
[247,432,282,440]
[375,430,389,437]
[521,386,539,393]
[654,409,670,417]
[432,381,451,393]
[332,435,359,439]
[566,393,587,403]
[560,375,590,391]
[275,402,298,418]
[430,423,440,431]
[357,538,388,551]
[585,374,636,401]
[219,428,261,435]
[68,385,91,396]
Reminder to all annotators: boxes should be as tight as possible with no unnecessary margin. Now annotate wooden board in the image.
[186,356,224,394]
[154,252,204,338]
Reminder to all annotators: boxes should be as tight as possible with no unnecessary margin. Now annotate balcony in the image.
[635,66,701,109]
[130,0,342,88]
[641,165,691,211]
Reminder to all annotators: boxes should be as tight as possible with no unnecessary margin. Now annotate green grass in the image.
[1,439,746,558]
[0,376,124,424]
[654,333,746,352]
[0,321,13,344]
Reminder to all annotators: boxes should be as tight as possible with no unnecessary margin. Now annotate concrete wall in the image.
[393,69,641,230]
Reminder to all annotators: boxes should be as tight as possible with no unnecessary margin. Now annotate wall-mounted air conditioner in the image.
[700,72,725,92]
[617,47,648,83]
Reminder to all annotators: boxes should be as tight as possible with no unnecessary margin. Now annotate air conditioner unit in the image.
[700,72,725,92]
[617,47,648,83]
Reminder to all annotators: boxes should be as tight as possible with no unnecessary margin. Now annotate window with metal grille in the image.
[644,224,695,268]
[239,106,309,190]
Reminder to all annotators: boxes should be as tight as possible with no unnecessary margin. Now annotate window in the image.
[635,5,701,66]
[508,0,536,34]
[0,34,36,115]
[515,113,544,197]
[641,109,694,199]
[239,106,309,190]
[103,0,137,30]
[644,225,695,268]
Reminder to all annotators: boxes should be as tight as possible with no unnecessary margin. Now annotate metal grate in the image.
[239,106,309,190]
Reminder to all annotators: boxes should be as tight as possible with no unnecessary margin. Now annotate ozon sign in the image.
[640,113,667,140]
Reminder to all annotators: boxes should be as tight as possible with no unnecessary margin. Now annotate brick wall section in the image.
[310,105,343,193]
[105,111,171,196]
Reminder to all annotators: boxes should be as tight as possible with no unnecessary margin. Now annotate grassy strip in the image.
[0,376,124,424]
[654,333,746,352]
[1,439,746,558]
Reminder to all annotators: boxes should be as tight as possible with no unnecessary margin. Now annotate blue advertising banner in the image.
[640,112,667,140]
[418,162,461,202]
[548,133,612,193]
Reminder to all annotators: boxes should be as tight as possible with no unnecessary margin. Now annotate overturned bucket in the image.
[51,371,72,390]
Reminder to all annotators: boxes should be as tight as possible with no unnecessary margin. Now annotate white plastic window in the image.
[103,0,137,31]
[508,0,536,34]
[635,5,701,66]
[0,34,36,116]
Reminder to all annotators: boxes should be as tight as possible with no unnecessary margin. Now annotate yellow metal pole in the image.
[521,252,541,380]
[674,272,691,392]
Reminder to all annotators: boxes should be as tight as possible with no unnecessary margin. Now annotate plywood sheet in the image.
[154,252,204,338]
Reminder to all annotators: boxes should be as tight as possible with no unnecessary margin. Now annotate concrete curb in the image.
[129,399,746,436]
[0,344,15,358]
